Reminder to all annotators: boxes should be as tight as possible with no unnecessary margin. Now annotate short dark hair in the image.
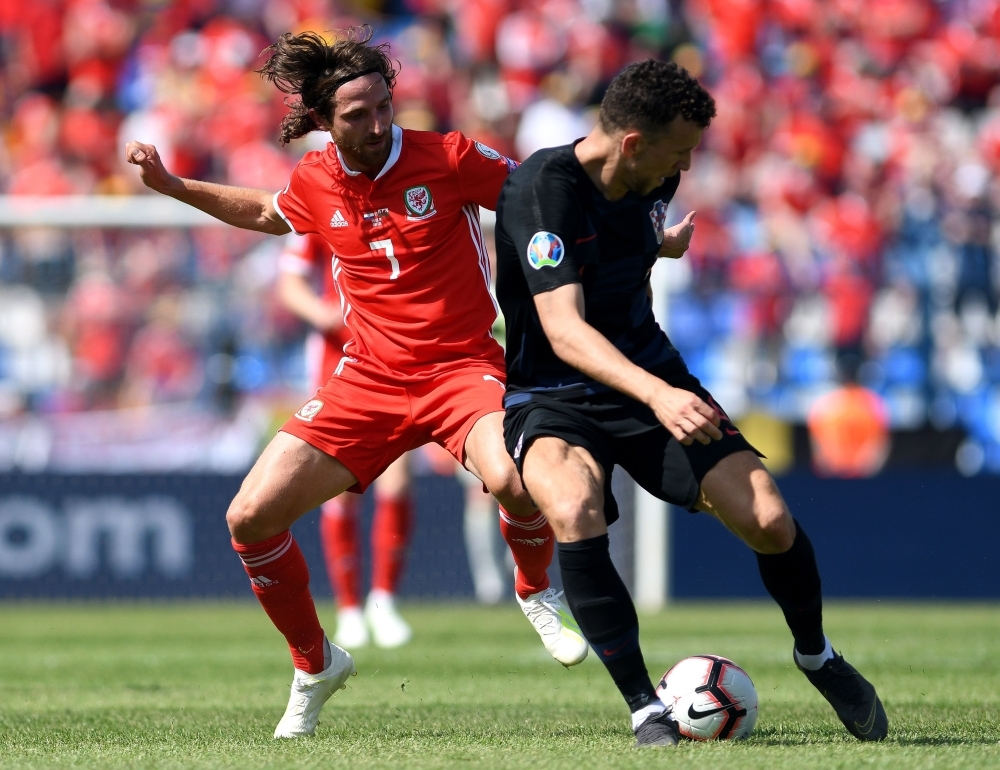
[599,59,715,135]
[257,26,398,145]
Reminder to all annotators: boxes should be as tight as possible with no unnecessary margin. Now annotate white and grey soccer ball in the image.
[656,655,758,740]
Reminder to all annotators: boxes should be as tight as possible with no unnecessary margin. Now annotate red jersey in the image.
[273,126,515,381]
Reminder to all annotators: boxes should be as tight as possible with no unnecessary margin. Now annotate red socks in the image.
[232,531,326,673]
[499,507,553,599]
[319,496,362,608]
[320,493,413,600]
[371,495,412,593]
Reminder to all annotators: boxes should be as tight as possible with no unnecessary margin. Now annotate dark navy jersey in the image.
[495,142,681,406]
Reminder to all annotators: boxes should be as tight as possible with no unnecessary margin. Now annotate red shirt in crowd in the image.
[278,231,352,351]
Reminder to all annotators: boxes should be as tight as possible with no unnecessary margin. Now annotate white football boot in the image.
[516,580,589,667]
[364,589,413,648]
[333,606,369,649]
[273,639,356,739]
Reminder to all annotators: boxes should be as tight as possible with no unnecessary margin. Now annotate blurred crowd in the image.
[2,0,1000,471]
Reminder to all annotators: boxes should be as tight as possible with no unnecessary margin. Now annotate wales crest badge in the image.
[404,185,436,221]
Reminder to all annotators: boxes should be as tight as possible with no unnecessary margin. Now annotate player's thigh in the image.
[414,369,533,515]
[463,411,533,516]
[373,452,410,498]
[285,367,419,492]
[228,430,357,543]
[697,450,794,554]
[521,437,607,542]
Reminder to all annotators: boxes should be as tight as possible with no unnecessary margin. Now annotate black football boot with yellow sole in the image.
[797,650,888,741]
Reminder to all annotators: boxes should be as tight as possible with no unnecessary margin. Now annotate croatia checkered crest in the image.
[656,655,758,740]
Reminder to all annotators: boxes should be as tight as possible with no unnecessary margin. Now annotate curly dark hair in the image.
[599,60,715,135]
[257,26,398,145]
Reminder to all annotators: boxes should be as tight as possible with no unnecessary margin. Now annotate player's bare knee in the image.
[545,486,602,532]
[226,495,263,543]
[225,501,249,542]
[481,461,533,515]
[750,504,794,554]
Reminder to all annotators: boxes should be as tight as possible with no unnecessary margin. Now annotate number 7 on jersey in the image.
[370,239,399,279]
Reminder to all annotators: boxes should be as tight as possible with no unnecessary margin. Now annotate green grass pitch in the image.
[1,602,999,769]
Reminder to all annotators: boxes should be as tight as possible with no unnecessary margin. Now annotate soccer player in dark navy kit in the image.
[495,60,888,747]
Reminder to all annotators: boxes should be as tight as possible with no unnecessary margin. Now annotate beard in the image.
[623,165,665,197]
[336,131,392,170]
[616,155,662,196]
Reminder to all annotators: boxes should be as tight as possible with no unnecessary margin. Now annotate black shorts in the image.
[503,359,761,525]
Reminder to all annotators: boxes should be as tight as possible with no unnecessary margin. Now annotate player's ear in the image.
[621,131,643,159]
[308,107,332,132]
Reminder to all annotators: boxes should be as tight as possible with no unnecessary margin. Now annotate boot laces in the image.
[523,588,566,634]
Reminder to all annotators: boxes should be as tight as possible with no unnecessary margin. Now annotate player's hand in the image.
[647,381,722,445]
[312,302,345,333]
[659,211,696,259]
[124,141,176,193]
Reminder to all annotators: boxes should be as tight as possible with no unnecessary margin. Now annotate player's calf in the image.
[559,534,670,733]
[495,475,591,665]
[522,440,669,736]
[233,530,328,673]
[755,519,827,656]
[747,510,889,742]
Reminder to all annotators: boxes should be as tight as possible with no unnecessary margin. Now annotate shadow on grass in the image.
[747,726,1000,748]
[890,736,1000,747]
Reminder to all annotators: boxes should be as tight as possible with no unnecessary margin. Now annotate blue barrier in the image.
[1,471,997,599]
[0,473,473,600]
[672,471,1000,599]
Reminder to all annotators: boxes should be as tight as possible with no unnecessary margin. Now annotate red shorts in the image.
[281,363,506,493]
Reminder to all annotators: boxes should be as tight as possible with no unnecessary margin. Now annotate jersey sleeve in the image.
[273,163,318,235]
[501,166,582,295]
[452,132,519,211]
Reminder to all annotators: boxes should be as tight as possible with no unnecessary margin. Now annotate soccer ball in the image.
[656,655,758,741]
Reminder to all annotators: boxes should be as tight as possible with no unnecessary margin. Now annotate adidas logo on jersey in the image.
[330,209,348,228]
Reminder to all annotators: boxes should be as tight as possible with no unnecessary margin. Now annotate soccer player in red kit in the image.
[125,28,587,738]
[278,232,415,650]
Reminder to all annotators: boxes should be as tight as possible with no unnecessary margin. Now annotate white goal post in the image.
[0,196,501,230]
[0,196,219,228]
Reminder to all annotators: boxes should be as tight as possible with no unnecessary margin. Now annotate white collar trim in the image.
[334,124,403,180]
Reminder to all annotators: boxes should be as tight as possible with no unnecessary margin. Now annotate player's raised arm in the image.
[532,284,721,446]
[124,141,290,235]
